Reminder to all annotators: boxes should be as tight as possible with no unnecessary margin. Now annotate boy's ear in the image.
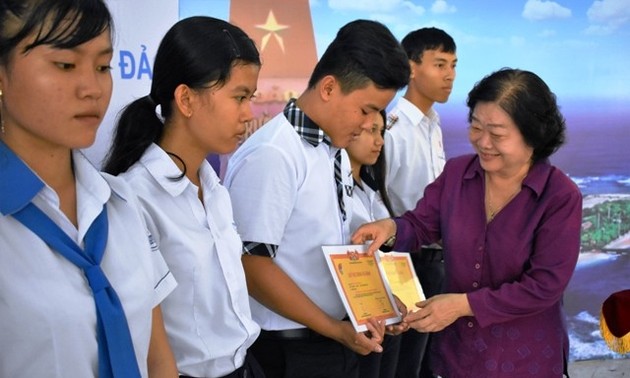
[319,75,337,101]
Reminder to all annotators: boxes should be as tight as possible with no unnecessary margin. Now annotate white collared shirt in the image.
[0,150,176,378]
[121,144,259,377]
[349,182,391,235]
[385,97,446,215]
[225,112,353,331]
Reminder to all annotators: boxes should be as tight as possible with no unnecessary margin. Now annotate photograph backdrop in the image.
[98,0,630,361]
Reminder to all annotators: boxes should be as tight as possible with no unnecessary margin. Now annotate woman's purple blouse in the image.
[394,154,582,377]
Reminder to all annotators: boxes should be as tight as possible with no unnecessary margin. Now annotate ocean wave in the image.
[576,252,618,269]
[569,332,619,361]
[574,310,598,324]
[568,311,620,361]
[569,175,630,195]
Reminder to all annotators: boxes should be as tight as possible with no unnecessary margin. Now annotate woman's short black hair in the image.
[467,68,566,162]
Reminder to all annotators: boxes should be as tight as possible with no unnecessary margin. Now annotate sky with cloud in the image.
[181,0,630,103]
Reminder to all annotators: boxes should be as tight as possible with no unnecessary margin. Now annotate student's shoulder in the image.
[385,105,415,137]
[233,115,304,162]
[241,113,293,144]
[100,171,136,201]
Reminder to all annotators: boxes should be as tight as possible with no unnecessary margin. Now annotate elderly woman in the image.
[353,68,582,377]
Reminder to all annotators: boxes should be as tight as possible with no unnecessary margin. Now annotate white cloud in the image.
[587,0,630,21]
[327,0,401,11]
[522,0,572,21]
[402,1,426,16]
[584,24,616,35]
[431,0,457,14]
[585,0,630,34]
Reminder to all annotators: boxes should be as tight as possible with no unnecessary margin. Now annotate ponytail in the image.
[103,95,164,175]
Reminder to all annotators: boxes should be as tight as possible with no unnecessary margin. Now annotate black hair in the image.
[360,110,395,217]
[307,19,409,93]
[103,16,260,176]
[0,0,112,66]
[401,27,456,63]
[466,68,566,162]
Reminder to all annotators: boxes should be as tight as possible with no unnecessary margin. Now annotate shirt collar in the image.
[464,154,553,198]
[283,98,332,147]
[73,149,114,206]
[0,141,111,216]
[394,97,439,126]
[139,143,191,197]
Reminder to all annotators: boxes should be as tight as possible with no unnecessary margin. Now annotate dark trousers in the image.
[251,329,359,378]
[357,334,402,378]
[395,248,445,378]
[179,351,265,378]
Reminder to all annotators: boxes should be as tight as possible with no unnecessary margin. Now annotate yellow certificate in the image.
[322,245,401,332]
[379,251,425,310]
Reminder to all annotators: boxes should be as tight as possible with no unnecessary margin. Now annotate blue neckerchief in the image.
[0,140,141,377]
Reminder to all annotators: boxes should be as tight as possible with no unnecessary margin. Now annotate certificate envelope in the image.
[379,251,425,310]
[322,244,402,332]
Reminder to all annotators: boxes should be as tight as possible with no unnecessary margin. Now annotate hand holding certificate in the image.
[322,244,402,332]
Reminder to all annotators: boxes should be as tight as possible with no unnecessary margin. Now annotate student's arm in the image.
[243,255,385,355]
[147,306,178,377]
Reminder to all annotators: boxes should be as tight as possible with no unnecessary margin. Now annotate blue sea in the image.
[439,99,630,361]
[565,253,629,361]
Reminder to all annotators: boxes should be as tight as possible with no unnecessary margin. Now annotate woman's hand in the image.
[351,218,397,255]
[403,293,473,333]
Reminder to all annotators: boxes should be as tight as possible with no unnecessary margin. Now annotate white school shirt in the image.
[349,182,391,235]
[121,144,260,377]
[0,150,176,378]
[384,97,446,216]
[225,112,353,331]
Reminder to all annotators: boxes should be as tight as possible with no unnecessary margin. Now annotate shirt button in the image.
[472,282,479,288]
[468,322,474,328]
[475,263,481,269]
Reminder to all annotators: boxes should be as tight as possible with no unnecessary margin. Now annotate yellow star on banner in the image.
[255,10,289,53]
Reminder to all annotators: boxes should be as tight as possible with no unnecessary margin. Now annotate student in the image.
[103,16,263,378]
[348,110,396,242]
[347,110,403,378]
[354,68,582,377]
[224,19,410,378]
[383,27,457,378]
[0,1,177,377]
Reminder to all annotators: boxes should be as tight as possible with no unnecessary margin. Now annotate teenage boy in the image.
[384,27,457,378]
[225,19,410,378]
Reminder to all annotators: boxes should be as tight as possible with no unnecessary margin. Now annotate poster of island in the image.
[100,0,630,362]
